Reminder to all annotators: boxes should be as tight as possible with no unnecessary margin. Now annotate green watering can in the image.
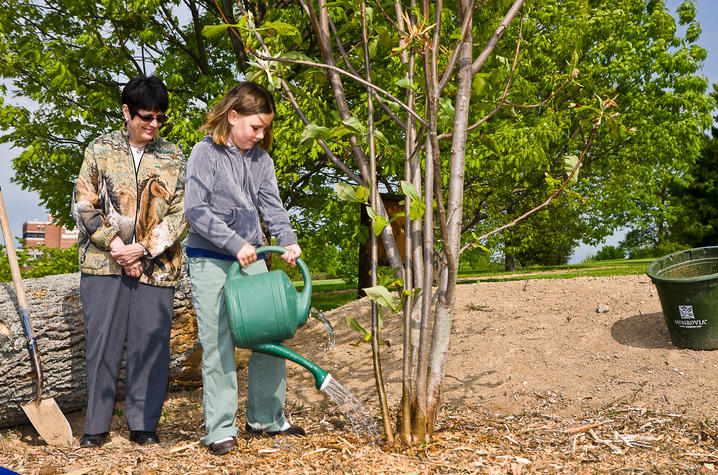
[224,245,331,390]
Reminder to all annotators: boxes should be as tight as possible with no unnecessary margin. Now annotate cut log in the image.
[0,271,214,428]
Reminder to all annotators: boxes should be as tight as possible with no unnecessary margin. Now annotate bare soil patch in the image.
[4,274,718,473]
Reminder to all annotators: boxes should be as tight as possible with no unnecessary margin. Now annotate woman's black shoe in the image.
[79,432,108,448]
[129,431,159,445]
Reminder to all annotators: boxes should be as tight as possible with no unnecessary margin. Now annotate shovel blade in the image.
[21,397,73,446]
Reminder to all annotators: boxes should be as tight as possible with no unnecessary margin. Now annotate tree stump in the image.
[0,272,212,428]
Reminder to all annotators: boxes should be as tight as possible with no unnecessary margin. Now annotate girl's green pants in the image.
[189,256,287,445]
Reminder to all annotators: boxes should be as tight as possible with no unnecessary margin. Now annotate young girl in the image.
[184,82,305,456]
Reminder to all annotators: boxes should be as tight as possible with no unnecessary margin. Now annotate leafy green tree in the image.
[593,245,626,261]
[669,117,718,247]
[0,0,351,278]
[468,0,715,264]
[507,196,585,267]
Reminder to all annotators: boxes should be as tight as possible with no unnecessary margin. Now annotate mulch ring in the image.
[3,395,718,474]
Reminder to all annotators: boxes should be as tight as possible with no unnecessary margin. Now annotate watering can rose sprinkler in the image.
[224,245,332,390]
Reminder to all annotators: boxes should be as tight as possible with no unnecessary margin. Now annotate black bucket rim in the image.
[646,246,718,284]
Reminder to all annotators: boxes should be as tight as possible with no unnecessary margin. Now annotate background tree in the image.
[0,0,358,278]
[460,0,715,266]
[666,85,718,250]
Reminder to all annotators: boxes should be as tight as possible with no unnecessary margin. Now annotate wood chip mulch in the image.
[3,394,718,474]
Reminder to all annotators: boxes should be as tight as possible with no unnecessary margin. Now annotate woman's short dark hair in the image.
[122,75,169,116]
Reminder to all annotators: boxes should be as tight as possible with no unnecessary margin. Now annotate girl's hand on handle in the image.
[236,243,257,267]
[281,243,302,267]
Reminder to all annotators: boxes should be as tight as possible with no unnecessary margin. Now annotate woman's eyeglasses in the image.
[136,112,168,124]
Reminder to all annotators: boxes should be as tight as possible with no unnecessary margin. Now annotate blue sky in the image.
[1,2,716,256]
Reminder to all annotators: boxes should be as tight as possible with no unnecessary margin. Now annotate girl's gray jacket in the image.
[184,136,297,257]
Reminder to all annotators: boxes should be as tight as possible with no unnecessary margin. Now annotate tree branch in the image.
[327,14,407,131]
[470,0,525,75]
[253,53,428,127]
[438,10,523,140]
[461,124,599,254]
[437,0,475,94]
[236,3,364,185]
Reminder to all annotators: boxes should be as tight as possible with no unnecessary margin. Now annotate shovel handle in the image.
[0,186,44,402]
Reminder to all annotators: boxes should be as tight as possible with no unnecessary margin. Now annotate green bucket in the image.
[646,246,718,350]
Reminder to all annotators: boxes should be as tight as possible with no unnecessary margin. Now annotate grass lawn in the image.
[304,257,658,312]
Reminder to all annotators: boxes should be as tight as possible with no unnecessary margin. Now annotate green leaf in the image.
[330,125,353,139]
[363,285,400,312]
[395,77,418,91]
[300,123,331,143]
[382,100,401,113]
[368,38,378,59]
[438,96,455,128]
[201,24,239,38]
[277,51,313,62]
[409,200,426,220]
[336,183,369,203]
[570,49,579,73]
[400,180,421,201]
[261,20,302,45]
[564,155,581,184]
[374,129,388,146]
[480,135,501,155]
[355,185,370,203]
[400,181,427,219]
[376,27,394,49]
[366,206,388,234]
[472,74,488,97]
[341,116,366,134]
[346,315,369,335]
[373,215,388,236]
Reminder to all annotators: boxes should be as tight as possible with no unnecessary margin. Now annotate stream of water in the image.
[310,307,335,351]
[320,374,379,440]
[309,308,377,439]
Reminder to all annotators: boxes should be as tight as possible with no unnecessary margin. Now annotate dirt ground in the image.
[4,274,718,473]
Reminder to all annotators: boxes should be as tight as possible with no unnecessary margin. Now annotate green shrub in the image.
[593,245,626,261]
[0,242,79,282]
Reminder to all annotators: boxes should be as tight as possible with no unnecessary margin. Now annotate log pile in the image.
[0,272,212,428]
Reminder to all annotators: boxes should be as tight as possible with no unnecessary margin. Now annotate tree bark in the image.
[0,272,208,428]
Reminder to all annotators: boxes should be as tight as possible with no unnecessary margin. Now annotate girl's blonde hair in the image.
[201,82,276,149]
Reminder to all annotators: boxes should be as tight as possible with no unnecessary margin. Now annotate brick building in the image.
[22,215,78,248]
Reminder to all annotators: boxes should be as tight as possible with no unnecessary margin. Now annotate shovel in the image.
[0,186,73,446]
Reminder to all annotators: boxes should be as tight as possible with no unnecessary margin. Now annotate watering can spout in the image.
[252,343,330,389]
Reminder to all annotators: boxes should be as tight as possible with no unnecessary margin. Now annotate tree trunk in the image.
[505,252,517,271]
[0,272,209,428]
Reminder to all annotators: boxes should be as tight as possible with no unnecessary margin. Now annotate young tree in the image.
[222,0,614,444]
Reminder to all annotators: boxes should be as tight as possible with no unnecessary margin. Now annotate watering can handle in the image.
[253,245,312,305]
